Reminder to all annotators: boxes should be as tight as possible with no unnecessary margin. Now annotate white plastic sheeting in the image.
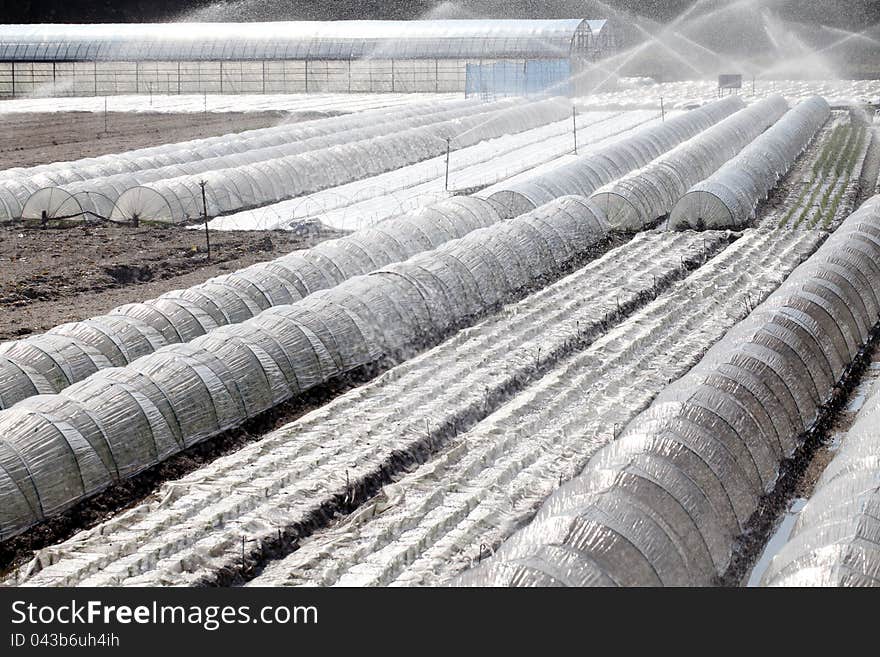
[0,195,609,542]
[0,20,601,62]
[590,96,789,231]
[669,96,831,230]
[19,188,116,222]
[22,100,511,222]
[761,375,880,586]
[574,80,880,112]
[8,228,830,587]
[0,196,510,411]
[0,93,461,116]
[210,110,663,232]
[0,97,480,221]
[480,96,745,217]
[456,196,880,587]
[108,98,571,224]
[21,101,494,221]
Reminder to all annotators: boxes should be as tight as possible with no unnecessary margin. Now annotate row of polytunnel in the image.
[0,97,490,222]
[0,196,511,411]
[15,98,494,222]
[0,97,743,413]
[762,373,880,586]
[0,96,482,217]
[107,98,571,224]
[0,195,610,542]
[1,98,481,221]
[456,194,880,587]
[480,95,745,217]
[589,95,789,232]
[669,96,831,229]
[7,98,568,224]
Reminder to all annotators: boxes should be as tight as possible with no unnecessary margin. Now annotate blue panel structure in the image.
[466,59,571,97]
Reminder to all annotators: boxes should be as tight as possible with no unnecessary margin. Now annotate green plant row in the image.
[821,125,867,228]
[784,120,866,230]
[813,123,848,178]
[781,123,846,228]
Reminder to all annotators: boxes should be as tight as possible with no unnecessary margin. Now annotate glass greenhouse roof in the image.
[0,20,609,62]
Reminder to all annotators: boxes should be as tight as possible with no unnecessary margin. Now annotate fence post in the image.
[199,180,211,261]
[445,137,451,191]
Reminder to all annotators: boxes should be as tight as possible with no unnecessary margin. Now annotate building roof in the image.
[0,19,609,62]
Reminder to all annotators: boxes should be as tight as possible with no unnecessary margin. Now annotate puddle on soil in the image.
[746,497,807,587]
[826,431,845,452]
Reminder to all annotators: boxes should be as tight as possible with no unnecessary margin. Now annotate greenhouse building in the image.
[0,19,619,97]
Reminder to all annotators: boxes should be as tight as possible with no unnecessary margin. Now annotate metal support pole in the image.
[572,105,578,155]
[445,137,451,191]
[660,96,665,121]
[199,180,211,261]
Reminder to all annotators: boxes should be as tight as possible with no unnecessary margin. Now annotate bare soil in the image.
[0,222,341,340]
[0,110,328,169]
[0,109,350,340]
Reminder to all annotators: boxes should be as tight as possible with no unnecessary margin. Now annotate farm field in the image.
[0,223,336,340]
[0,111,289,169]
[0,92,461,115]
[3,75,880,591]
[576,79,880,111]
